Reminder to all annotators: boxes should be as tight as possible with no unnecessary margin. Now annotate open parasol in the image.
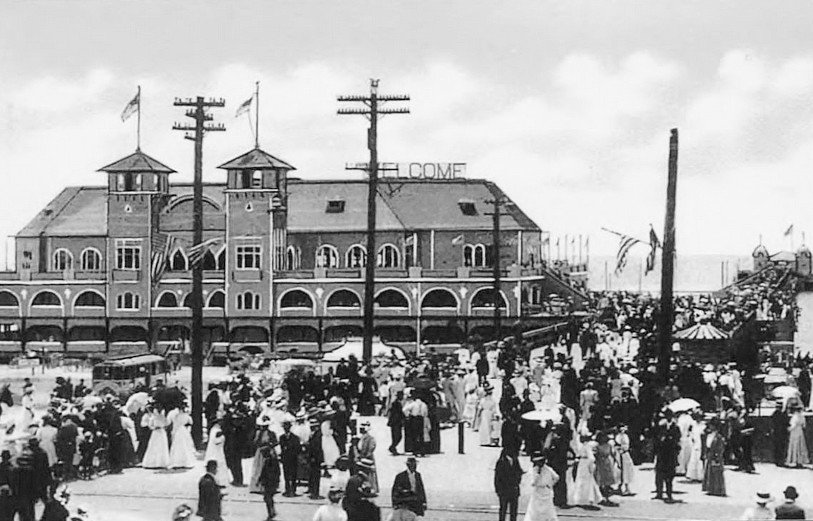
[521,408,562,423]
[124,392,150,414]
[667,398,701,412]
[772,386,801,399]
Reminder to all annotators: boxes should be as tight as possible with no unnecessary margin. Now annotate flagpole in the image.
[137,85,141,151]
[255,81,260,149]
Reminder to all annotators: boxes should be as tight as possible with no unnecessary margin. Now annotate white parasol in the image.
[124,392,149,414]
[521,408,562,423]
[667,398,701,412]
[772,386,801,399]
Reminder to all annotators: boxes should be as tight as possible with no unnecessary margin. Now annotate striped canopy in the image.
[673,323,730,341]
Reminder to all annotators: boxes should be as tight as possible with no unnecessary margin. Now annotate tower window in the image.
[237,291,260,310]
[236,242,262,269]
[115,239,141,270]
[326,200,346,213]
[116,292,140,310]
[252,170,263,188]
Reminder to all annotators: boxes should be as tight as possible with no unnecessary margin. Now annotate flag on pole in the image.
[784,224,794,237]
[403,235,414,247]
[645,226,660,275]
[235,96,253,117]
[121,90,140,122]
[451,234,464,245]
[151,232,176,284]
[188,237,224,268]
[614,234,640,275]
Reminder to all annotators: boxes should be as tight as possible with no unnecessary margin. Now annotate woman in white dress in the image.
[141,407,170,469]
[168,407,196,469]
[204,421,228,481]
[478,388,498,446]
[614,426,634,495]
[685,417,705,482]
[524,454,559,521]
[785,407,810,467]
[571,436,602,508]
[676,412,693,475]
[321,419,341,469]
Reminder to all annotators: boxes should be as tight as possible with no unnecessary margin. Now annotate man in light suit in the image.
[391,457,427,517]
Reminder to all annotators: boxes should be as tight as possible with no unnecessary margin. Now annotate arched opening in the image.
[170,250,188,271]
[374,289,409,309]
[346,245,366,268]
[183,293,195,308]
[24,325,64,342]
[422,325,465,344]
[0,291,19,307]
[116,292,140,310]
[230,326,269,343]
[201,250,217,270]
[74,291,105,308]
[52,249,73,271]
[377,244,400,268]
[316,245,339,268]
[285,246,301,270]
[68,326,106,342]
[110,326,148,343]
[280,289,314,310]
[206,290,225,308]
[216,248,226,270]
[326,289,361,308]
[276,325,319,343]
[324,325,363,343]
[236,291,260,310]
[31,291,62,308]
[156,292,179,308]
[80,248,102,271]
[470,288,509,310]
[421,289,457,310]
[375,325,416,343]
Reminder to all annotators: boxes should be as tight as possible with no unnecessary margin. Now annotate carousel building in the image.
[0,143,586,359]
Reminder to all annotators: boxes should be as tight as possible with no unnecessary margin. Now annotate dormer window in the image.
[458,199,477,216]
[326,199,346,213]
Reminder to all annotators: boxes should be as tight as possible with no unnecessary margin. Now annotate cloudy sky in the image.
[3,1,813,260]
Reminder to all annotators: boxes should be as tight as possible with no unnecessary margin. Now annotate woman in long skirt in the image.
[167,407,197,469]
[478,388,498,446]
[614,426,634,495]
[141,408,170,469]
[249,422,276,493]
[594,432,618,506]
[785,407,810,467]
[205,421,228,480]
[572,436,602,508]
[685,417,705,482]
[524,454,559,521]
[321,419,341,469]
[702,420,726,496]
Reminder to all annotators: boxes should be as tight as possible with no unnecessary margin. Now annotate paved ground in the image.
[4,364,813,520]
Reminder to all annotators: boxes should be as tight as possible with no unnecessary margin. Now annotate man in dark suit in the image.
[798,364,812,410]
[259,440,281,521]
[197,460,224,521]
[387,391,405,455]
[279,420,301,497]
[494,447,523,521]
[391,457,426,517]
[775,486,805,519]
[306,419,324,500]
[653,409,681,503]
[771,404,789,466]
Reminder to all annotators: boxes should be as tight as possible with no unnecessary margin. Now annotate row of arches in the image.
[315,243,401,269]
[51,248,103,272]
[167,248,226,272]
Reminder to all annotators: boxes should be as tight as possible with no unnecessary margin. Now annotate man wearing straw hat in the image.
[740,491,775,520]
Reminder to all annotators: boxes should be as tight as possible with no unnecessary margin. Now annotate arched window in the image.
[201,250,217,270]
[52,249,73,271]
[326,289,361,308]
[0,291,19,307]
[170,249,188,271]
[80,248,102,271]
[156,292,179,308]
[316,245,339,268]
[74,291,105,308]
[285,246,301,270]
[216,248,226,270]
[421,289,457,309]
[474,244,487,267]
[377,244,400,268]
[374,289,409,309]
[280,289,314,309]
[470,288,508,309]
[207,290,225,308]
[237,291,260,310]
[346,245,366,268]
[31,291,61,307]
[116,292,140,310]
[462,244,474,267]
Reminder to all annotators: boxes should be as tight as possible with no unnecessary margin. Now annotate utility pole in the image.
[658,128,679,381]
[485,196,512,343]
[172,96,225,449]
[338,80,409,362]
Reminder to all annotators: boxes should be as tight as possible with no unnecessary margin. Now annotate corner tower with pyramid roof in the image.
[218,147,295,319]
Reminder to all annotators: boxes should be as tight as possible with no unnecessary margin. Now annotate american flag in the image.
[188,237,224,268]
[614,234,640,275]
[151,232,175,284]
[645,226,661,275]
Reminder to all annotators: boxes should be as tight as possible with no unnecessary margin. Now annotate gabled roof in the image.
[286,181,404,232]
[97,149,176,174]
[17,187,108,237]
[217,148,295,171]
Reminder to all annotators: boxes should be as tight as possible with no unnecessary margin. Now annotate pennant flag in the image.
[645,226,660,275]
[121,90,140,122]
[784,224,794,237]
[614,234,640,275]
[188,237,224,268]
[151,232,176,284]
[451,234,464,245]
[235,96,253,118]
[403,235,414,247]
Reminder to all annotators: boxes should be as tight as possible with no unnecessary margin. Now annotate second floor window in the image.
[377,244,400,268]
[463,243,488,267]
[346,245,366,268]
[236,244,261,269]
[116,239,141,270]
[237,291,260,310]
[80,248,102,271]
[52,249,73,271]
[116,292,140,310]
[316,245,339,268]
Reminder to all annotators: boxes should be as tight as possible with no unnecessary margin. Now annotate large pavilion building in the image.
[0,143,586,360]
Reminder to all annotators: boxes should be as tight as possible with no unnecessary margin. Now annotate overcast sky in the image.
[3,1,813,258]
